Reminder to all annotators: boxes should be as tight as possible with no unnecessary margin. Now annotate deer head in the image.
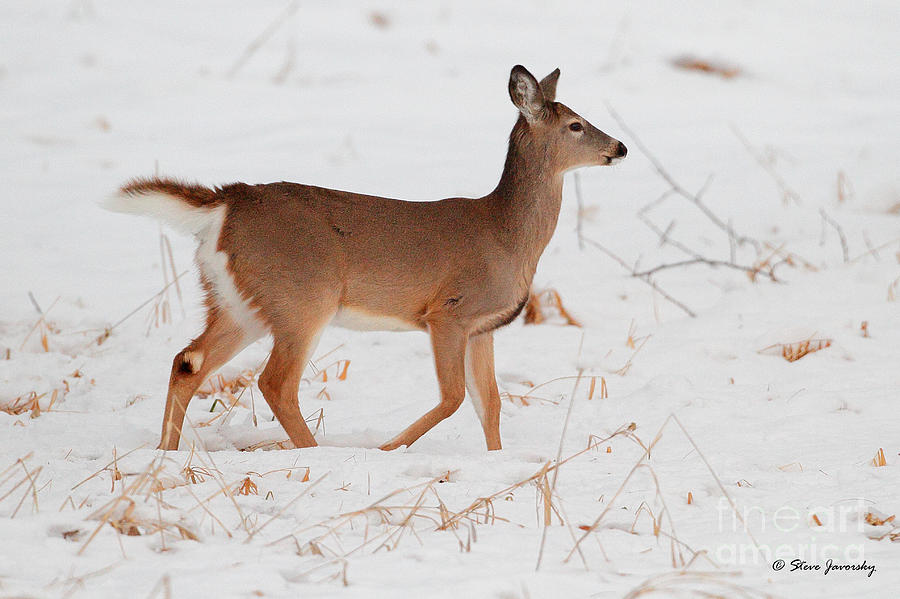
[508,65,627,174]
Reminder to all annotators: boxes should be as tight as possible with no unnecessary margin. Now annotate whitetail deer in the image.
[105,65,626,452]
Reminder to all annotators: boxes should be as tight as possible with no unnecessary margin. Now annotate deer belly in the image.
[331,307,420,332]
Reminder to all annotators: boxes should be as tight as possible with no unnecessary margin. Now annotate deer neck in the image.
[489,127,564,268]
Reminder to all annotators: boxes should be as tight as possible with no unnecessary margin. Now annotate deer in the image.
[104,65,627,452]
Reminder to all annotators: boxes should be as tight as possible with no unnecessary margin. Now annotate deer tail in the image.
[102,177,223,236]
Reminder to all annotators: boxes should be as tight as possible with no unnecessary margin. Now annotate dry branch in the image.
[638,215,776,282]
[583,236,697,318]
[819,208,850,263]
[573,170,586,250]
[607,103,759,251]
[730,124,801,206]
[227,0,300,78]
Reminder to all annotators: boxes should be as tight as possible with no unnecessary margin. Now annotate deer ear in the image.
[508,65,548,122]
[539,68,560,103]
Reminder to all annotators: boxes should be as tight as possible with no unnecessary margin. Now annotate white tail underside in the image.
[102,190,219,236]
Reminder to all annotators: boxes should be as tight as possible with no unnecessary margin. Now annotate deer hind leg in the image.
[380,322,467,451]
[159,307,259,451]
[257,319,331,449]
[465,332,502,451]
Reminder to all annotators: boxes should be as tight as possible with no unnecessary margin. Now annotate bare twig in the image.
[27,291,44,315]
[837,170,854,204]
[637,215,775,281]
[819,208,850,263]
[607,103,758,251]
[632,257,774,281]
[636,214,778,281]
[583,236,696,318]
[730,124,801,205]
[849,236,900,264]
[227,0,300,78]
[573,171,585,251]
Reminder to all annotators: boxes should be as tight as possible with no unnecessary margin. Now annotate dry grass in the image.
[888,276,900,301]
[587,376,608,400]
[181,444,217,484]
[837,170,854,204]
[0,453,43,518]
[264,424,640,564]
[1,388,63,417]
[759,337,832,362]
[237,408,326,451]
[20,295,60,352]
[193,347,343,440]
[671,55,741,79]
[145,232,184,334]
[761,242,819,275]
[3,369,91,417]
[67,441,266,547]
[197,369,259,399]
[865,509,900,543]
[616,334,652,376]
[624,570,774,599]
[310,359,351,383]
[865,511,895,527]
[269,472,481,559]
[502,374,608,406]
[567,414,757,570]
[76,448,275,554]
[446,423,637,532]
[238,477,259,496]
[523,288,581,327]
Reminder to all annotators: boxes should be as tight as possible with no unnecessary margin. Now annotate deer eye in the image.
[568,122,584,132]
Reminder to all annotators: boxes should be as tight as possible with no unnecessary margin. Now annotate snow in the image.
[2,1,899,597]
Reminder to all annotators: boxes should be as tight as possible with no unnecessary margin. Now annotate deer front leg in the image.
[465,331,502,450]
[380,322,467,451]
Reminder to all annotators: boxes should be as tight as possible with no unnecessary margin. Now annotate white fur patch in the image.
[196,206,267,339]
[102,190,217,236]
[331,307,418,332]
[103,189,267,339]
[182,350,204,372]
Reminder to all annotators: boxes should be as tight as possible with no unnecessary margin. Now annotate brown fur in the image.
[121,177,220,208]
[123,66,626,452]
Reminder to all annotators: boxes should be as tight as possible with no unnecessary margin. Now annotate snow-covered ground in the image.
[2,1,899,597]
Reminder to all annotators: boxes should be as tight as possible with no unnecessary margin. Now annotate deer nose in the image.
[616,142,628,158]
